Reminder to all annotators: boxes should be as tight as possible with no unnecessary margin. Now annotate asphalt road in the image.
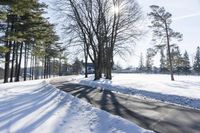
[50,78,200,133]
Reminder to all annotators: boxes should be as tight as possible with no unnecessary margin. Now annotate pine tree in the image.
[148,5,182,81]
[160,48,167,73]
[1,0,61,82]
[182,51,191,74]
[0,2,11,83]
[138,53,144,72]
[172,46,183,74]
[145,48,154,73]
[72,58,83,74]
[193,47,200,74]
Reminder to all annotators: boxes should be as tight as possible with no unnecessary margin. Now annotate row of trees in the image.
[55,1,189,81]
[1,1,196,82]
[0,0,65,83]
[139,46,200,75]
[55,0,143,80]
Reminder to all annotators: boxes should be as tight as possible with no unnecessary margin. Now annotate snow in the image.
[77,73,200,109]
[0,75,81,84]
[0,80,153,133]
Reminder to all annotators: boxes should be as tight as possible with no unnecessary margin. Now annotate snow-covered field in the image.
[77,74,200,109]
[0,80,153,133]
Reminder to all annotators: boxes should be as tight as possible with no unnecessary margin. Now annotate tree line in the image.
[55,1,194,81]
[0,0,65,83]
[1,0,199,82]
[139,46,200,75]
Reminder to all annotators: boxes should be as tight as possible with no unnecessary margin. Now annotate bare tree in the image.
[55,0,142,80]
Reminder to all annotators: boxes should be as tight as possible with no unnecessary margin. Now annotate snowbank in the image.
[0,80,153,133]
[78,74,200,109]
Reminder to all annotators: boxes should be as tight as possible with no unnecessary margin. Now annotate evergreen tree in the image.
[138,53,144,72]
[148,5,182,81]
[145,48,154,73]
[193,47,200,74]
[182,51,191,74]
[72,58,83,74]
[159,48,168,73]
[172,46,183,74]
[0,0,61,82]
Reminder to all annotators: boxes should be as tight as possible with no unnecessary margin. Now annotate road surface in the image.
[50,77,200,133]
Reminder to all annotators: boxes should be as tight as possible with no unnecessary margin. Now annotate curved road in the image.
[50,77,200,133]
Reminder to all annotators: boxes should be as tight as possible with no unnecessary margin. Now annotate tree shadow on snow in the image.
[56,83,200,133]
[0,83,67,133]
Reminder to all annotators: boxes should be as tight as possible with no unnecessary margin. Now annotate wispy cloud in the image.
[173,12,200,20]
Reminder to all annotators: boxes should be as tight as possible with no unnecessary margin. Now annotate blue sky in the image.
[116,0,200,68]
[43,0,200,68]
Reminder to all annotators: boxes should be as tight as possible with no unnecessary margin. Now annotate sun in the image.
[112,5,119,14]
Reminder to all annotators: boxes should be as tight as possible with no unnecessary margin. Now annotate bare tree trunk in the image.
[44,56,47,79]
[15,43,23,82]
[24,44,27,81]
[4,42,11,83]
[59,57,62,76]
[10,42,15,82]
[41,61,44,79]
[98,44,103,79]
[94,60,101,80]
[46,57,48,79]
[31,55,35,80]
[165,21,174,81]
[84,49,88,78]
[29,53,33,80]
[94,66,100,80]
[4,18,11,83]
[14,43,19,81]
[35,56,39,79]
[105,46,113,80]
[48,58,51,78]
[105,54,112,79]
[52,58,55,77]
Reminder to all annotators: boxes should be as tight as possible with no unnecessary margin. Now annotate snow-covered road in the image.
[51,79,200,133]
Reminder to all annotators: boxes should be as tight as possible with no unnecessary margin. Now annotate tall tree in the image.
[171,46,183,74]
[182,50,191,74]
[148,5,182,81]
[138,53,144,72]
[193,46,200,74]
[159,46,167,73]
[1,0,60,83]
[72,58,82,74]
[145,48,154,73]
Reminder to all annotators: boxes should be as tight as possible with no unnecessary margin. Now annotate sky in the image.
[43,0,200,68]
[114,0,200,68]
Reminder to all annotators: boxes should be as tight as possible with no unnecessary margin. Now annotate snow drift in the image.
[0,80,153,133]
